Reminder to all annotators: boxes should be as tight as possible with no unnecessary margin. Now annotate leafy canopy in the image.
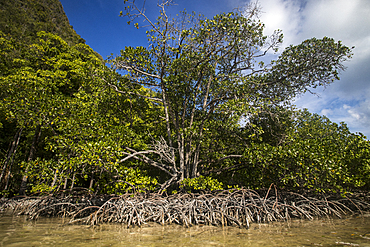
[110,1,353,192]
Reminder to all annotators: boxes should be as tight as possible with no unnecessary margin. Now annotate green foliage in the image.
[22,158,57,192]
[180,176,223,192]
[0,30,161,195]
[264,37,353,101]
[99,167,158,195]
[236,109,370,193]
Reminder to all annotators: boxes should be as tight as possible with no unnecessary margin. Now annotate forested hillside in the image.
[0,0,84,45]
[0,0,369,197]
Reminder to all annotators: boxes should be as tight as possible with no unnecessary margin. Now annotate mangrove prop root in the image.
[0,189,369,228]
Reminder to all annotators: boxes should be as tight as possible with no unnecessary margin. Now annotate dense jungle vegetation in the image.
[0,0,369,198]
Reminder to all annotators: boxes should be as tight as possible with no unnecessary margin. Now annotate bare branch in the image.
[108,83,163,102]
[121,147,174,175]
[118,150,159,163]
[114,61,160,79]
[151,136,176,166]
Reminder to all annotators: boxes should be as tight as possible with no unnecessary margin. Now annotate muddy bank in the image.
[0,188,369,228]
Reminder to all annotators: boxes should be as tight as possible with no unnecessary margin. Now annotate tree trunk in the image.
[19,125,42,195]
[63,176,68,190]
[70,172,76,191]
[0,128,23,190]
[51,169,58,188]
[89,172,94,189]
[0,128,23,183]
[4,129,23,190]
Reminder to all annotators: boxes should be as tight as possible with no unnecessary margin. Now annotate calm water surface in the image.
[0,214,369,246]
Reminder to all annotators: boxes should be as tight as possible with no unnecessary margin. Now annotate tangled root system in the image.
[1,188,369,228]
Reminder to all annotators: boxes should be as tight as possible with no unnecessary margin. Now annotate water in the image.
[0,214,369,246]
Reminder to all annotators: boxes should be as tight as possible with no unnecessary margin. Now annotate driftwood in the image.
[0,188,369,228]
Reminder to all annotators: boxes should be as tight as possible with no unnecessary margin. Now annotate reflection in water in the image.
[0,214,369,246]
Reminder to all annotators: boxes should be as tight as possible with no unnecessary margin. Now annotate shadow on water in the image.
[0,214,369,246]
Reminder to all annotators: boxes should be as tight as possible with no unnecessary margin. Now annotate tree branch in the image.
[108,83,163,102]
[120,147,174,175]
[114,61,161,79]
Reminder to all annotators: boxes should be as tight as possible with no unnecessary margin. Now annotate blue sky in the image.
[59,0,243,57]
[59,0,370,138]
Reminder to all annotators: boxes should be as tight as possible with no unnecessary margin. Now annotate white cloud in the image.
[323,100,370,136]
[320,108,333,116]
[343,104,351,110]
[257,0,302,47]
[254,0,370,138]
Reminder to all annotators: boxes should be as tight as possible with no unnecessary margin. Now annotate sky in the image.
[59,0,370,138]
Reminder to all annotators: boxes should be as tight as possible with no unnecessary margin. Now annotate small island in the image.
[0,0,369,228]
